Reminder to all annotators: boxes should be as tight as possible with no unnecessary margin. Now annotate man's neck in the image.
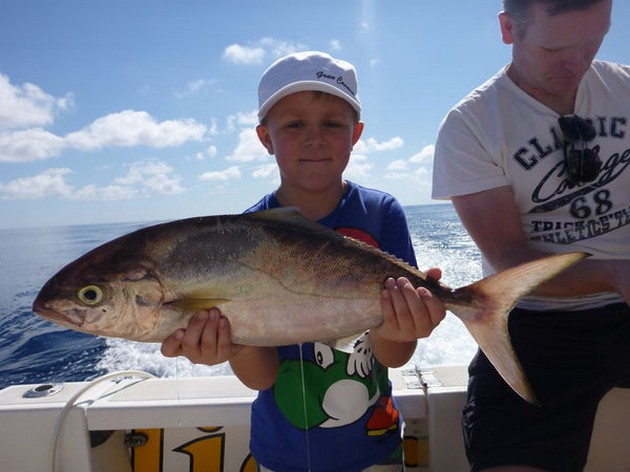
[506,64,577,116]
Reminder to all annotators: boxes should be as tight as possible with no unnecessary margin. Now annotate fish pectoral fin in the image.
[321,332,367,353]
[452,252,589,406]
[168,298,231,311]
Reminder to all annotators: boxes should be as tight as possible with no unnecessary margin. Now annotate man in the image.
[433,1,630,471]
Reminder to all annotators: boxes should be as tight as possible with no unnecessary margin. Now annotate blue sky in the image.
[1,1,629,229]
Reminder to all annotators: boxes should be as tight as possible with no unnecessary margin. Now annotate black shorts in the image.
[463,303,630,472]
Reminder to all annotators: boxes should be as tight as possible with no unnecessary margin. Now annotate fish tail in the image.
[450,252,589,405]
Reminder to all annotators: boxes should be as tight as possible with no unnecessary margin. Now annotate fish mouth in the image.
[32,302,83,328]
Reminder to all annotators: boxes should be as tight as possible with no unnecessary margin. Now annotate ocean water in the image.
[0,204,481,390]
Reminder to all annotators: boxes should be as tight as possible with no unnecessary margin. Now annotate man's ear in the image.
[256,124,274,155]
[499,12,516,45]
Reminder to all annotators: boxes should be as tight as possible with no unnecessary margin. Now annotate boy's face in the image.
[256,91,364,194]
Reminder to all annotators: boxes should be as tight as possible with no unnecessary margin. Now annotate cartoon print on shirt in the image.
[272,333,399,436]
[270,225,401,437]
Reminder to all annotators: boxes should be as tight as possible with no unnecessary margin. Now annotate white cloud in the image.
[409,144,435,163]
[258,38,306,61]
[64,110,206,150]
[345,154,373,180]
[207,118,219,136]
[223,44,266,65]
[0,128,65,162]
[174,79,216,98]
[415,166,429,177]
[191,144,218,161]
[252,163,278,180]
[385,144,435,181]
[115,161,184,195]
[0,161,184,201]
[226,127,267,162]
[0,168,74,199]
[354,136,404,154]
[384,171,410,180]
[329,39,342,51]
[0,73,73,130]
[70,184,138,201]
[387,159,408,171]
[0,90,209,162]
[223,38,306,66]
[199,165,241,182]
[226,111,258,132]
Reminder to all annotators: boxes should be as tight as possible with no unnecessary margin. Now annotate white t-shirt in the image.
[433,60,630,310]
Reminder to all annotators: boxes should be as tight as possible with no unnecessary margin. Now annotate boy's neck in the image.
[274,181,347,221]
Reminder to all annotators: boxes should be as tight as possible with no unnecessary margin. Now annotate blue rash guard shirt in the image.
[244,180,417,472]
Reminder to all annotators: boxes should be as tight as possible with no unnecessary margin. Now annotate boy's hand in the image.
[161,307,243,365]
[375,269,446,342]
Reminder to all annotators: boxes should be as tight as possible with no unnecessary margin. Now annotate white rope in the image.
[50,370,156,472]
[298,344,312,472]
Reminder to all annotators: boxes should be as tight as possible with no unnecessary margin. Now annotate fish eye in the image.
[77,285,103,305]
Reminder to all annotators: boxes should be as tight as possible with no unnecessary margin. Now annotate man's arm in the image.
[451,186,630,301]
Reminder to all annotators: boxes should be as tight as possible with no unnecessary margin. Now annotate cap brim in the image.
[258,81,361,120]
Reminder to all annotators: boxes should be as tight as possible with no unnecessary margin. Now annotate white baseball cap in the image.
[257,51,362,121]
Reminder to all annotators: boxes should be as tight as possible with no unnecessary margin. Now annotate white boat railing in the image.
[0,365,628,472]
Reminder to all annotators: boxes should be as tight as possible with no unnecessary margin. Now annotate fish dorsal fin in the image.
[248,207,427,272]
[248,208,441,292]
[248,207,346,240]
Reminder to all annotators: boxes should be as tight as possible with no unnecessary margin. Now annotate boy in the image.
[162,51,445,471]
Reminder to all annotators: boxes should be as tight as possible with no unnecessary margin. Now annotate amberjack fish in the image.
[32,209,587,404]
